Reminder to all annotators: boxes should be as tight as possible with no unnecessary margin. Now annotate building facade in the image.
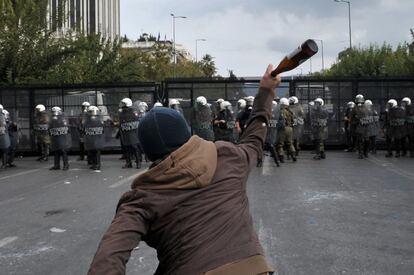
[122,34,193,62]
[47,0,120,40]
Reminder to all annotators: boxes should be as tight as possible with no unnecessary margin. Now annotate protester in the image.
[87,65,280,275]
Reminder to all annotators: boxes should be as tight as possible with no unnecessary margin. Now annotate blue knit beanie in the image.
[138,107,191,161]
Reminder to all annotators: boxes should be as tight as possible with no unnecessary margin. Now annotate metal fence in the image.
[1,78,413,153]
[0,82,159,152]
[164,77,414,146]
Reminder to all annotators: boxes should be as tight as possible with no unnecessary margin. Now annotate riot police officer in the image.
[344,101,356,152]
[169,99,184,116]
[235,99,247,137]
[311,98,329,160]
[289,96,305,156]
[236,96,254,138]
[84,106,104,170]
[3,110,17,167]
[384,99,406,158]
[119,98,142,169]
[262,100,280,167]
[49,106,71,170]
[192,96,215,141]
[351,95,370,159]
[153,102,163,108]
[0,105,11,169]
[402,97,414,157]
[277,97,296,162]
[401,97,411,156]
[34,104,50,161]
[78,101,90,161]
[213,101,235,142]
[365,100,379,154]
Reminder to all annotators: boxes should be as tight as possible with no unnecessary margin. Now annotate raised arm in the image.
[238,65,281,166]
[88,192,151,275]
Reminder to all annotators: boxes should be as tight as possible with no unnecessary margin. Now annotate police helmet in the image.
[169,99,180,108]
[138,102,149,111]
[289,96,299,105]
[88,106,100,116]
[402,97,411,106]
[347,101,355,108]
[220,101,232,111]
[279,97,289,106]
[120,98,133,108]
[315,98,324,106]
[364,100,373,106]
[237,99,247,109]
[196,96,208,106]
[51,106,62,116]
[35,104,46,112]
[355,94,365,104]
[387,99,398,108]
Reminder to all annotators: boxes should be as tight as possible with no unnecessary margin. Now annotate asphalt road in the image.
[0,151,413,275]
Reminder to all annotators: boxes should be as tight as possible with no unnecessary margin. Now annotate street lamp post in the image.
[313,39,325,71]
[171,13,187,78]
[334,0,352,49]
[195,39,207,63]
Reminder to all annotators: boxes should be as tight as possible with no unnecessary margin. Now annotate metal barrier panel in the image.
[1,78,414,152]
[0,83,158,153]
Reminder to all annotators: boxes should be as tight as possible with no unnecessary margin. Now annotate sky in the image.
[120,0,414,77]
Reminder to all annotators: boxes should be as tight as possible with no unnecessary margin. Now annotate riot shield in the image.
[366,108,379,138]
[193,104,214,141]
[311,106,328,141]
[34,112,51,144]
[119,107,140,146]
[355,105,371,138]
[388,107,407,139]
[49,114,72,151]
[84,114,105,151]
[0,114,11,150]
[291,104,305,140]
[266,104,280,145]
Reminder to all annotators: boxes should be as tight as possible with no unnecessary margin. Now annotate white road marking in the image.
[0,197,25,206]
[262,163,274,176]
[0,169,41,181]
[0,245,54,259]
[50,227,66,233]
[0,236,18,248]
[108,171,146,189]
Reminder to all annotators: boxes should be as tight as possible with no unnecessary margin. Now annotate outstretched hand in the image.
[260,64,281,92]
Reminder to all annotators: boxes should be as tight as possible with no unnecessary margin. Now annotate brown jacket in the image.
[88,86,275,275]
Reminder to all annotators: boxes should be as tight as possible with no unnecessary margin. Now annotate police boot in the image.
[36,156,43,161]
[385,151,393,158]
[410,151,414,158]
[256,158,263,167]
[50,153,60,170]
[62,160,69,171]
[273,153,280,167]
[1,156,6,169]
[122,161,132,169]
[395,151,401,158]
[136,161,142,169]
[313,154,321,160]
[320,151,326,159]
[291,153,297,162]
[279,155,284,163]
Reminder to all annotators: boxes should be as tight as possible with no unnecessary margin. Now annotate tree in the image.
[323,30,414,77]
[199,54,217,77]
